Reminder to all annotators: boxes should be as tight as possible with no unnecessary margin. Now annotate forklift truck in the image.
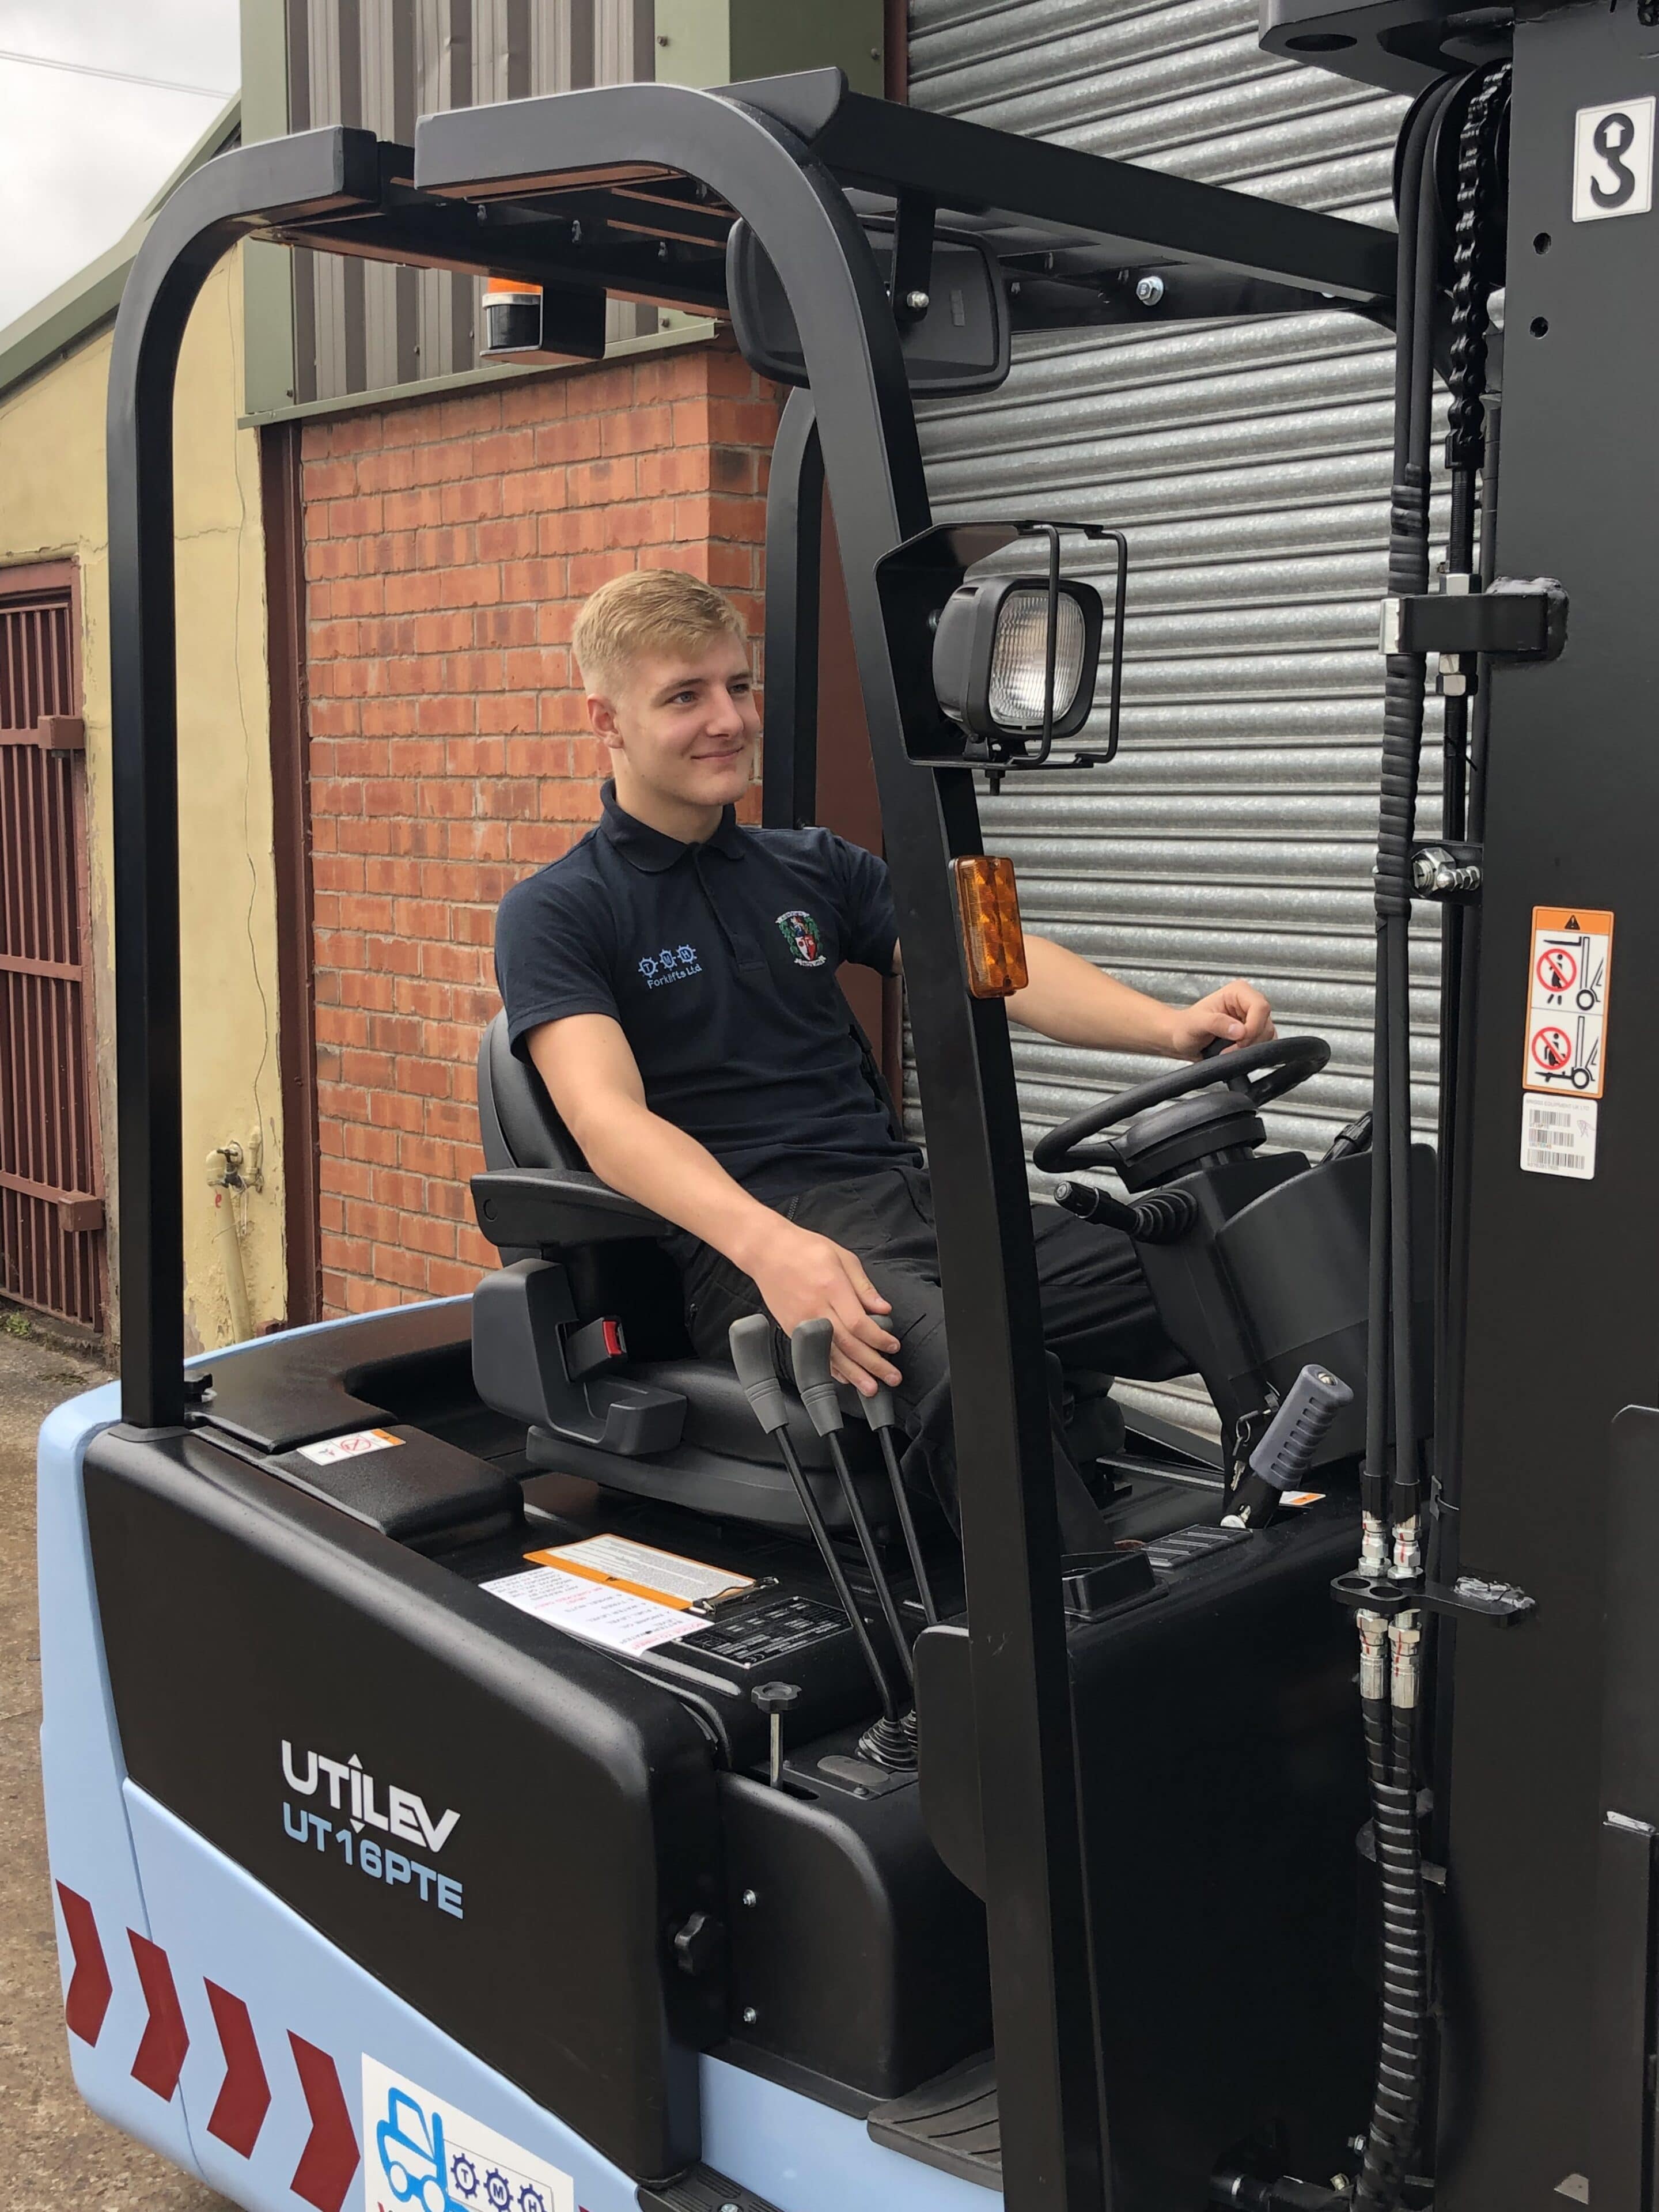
[37,13,1659,2210]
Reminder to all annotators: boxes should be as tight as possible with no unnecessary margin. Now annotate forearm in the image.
[1008,933,1180,1055]
[576,1097,781,1270]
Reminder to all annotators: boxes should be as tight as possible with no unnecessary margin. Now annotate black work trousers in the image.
[679,1162,1185,1548]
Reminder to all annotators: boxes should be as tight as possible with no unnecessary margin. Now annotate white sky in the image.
[0,0,242,331]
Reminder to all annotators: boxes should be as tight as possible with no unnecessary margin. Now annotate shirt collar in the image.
[598,780,748,873]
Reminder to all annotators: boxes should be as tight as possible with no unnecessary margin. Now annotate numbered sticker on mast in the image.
[1573,96,1656,222]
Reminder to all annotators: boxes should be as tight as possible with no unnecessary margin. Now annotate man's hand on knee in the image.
[737,1218,902,1396]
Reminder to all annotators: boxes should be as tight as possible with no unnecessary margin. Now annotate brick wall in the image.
[301,342,781,1316]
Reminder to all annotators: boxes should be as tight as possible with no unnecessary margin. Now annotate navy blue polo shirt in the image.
[494,782,919,1202]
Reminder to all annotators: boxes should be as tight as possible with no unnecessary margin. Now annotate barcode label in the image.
[1520,1096,1597,1179]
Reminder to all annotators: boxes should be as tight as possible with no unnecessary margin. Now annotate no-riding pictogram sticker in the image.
[1535,945,1578,997]
[1531,1025,1573,1074]
[1524,906,1613,1101]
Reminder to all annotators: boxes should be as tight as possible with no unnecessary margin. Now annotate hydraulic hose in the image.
[1354,71,1467,2212]
[1427,68,1510,1869]
[1354,1668,1428,2209]
[1380,76,1450,1549]
[1365,78,1446,1537]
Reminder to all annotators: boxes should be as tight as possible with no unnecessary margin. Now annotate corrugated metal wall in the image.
[286,0,656,406]
[908,0,1436,1430]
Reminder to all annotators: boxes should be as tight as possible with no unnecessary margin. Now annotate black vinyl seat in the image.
[468,1012,890,1533]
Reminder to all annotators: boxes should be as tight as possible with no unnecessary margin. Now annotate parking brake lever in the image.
[729,1316,914,1769]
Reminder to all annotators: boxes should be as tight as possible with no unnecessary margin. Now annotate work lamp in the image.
[932,574,1102,745]
[876,518,1127,773]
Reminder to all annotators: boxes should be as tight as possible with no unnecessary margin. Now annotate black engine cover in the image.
[84,1425,724,2183]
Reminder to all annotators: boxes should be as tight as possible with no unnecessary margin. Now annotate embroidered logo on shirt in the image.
[638,943,702,990]
[775,910,826,967]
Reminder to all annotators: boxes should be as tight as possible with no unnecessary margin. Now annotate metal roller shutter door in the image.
[908,0,1431,1434]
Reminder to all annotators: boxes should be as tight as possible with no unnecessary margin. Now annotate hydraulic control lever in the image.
[728,1316,915,1769]
[859,1378,938,1627]
[790,1320,918,1688]
[1222,1362,1354,1531]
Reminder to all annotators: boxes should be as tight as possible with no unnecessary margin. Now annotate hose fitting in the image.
[1389,1611,1422,1710]
[1359,1512,1389,1581]
[1391,1514,1422,1582]
[1357,1610,1391,1703]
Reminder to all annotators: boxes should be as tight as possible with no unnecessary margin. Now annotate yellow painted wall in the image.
[0,248,285,1350]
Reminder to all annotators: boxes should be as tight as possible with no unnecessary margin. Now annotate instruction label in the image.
[481,1565,709,1656]
[1524,907,1612,1099]
[524,1533,756,1611]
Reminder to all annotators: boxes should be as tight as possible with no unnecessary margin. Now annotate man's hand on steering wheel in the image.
[1168,979,1276,1062]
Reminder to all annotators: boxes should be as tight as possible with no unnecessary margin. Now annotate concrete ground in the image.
[0,1315,226,2209]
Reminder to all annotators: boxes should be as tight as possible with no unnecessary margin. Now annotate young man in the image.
[494,569,1275,1540]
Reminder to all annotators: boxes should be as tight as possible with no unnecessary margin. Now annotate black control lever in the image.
[728,1316,914,1767]
[791,1320,917,1691]
[1052,1178,1196,1242]
[1222,1363,1354,1531]
[858,1379,938,1627]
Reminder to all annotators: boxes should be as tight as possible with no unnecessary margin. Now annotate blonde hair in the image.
[572,568,747,694]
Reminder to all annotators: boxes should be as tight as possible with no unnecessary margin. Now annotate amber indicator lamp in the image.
[953,855,1029,998]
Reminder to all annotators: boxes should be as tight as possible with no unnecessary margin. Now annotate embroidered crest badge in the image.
[775,908,826,967]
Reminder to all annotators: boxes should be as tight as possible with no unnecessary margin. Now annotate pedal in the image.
[637,2167,784,2212]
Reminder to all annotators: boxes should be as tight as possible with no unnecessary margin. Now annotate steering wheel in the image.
[1032,1035,1331,1175]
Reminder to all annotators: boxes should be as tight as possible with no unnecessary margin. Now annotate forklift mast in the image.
[1259,3,1659,2202]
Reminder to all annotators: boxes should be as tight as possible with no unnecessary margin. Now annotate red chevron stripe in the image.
[128,1931,189,2100]
[203,1980,271,2157]
[289,2034,359,2212]
[54,1884,112,2046]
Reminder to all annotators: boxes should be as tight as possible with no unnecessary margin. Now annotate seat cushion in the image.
[642,1358,883,1474]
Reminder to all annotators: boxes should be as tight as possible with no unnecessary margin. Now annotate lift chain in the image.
[1445,62,1513,475]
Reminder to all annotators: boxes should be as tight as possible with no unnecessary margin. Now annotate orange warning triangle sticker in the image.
[1565,914,1580,930]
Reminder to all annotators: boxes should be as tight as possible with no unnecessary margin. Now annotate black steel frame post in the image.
[760,388,823,831]
[1433,8,1659,2203]
[416,88,1106,2209]
[105,127,380,1426]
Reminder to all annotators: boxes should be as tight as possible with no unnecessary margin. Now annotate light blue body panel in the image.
[36,1310,994,2210]
[126,1786,643,2211]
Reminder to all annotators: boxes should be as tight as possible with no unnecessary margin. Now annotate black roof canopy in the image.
[252,67,1392,332]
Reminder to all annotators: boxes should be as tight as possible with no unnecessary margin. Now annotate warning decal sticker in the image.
[1523,906,1612,1101]
[297,1426,403,1466]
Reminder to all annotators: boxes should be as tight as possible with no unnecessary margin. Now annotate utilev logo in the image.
[281,1742,460,1854]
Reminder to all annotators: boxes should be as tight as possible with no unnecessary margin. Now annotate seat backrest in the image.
[475,1011,692,1359]
[477,1011,587,1172]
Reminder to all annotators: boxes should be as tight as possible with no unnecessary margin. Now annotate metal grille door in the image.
[0,571,104,1329]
